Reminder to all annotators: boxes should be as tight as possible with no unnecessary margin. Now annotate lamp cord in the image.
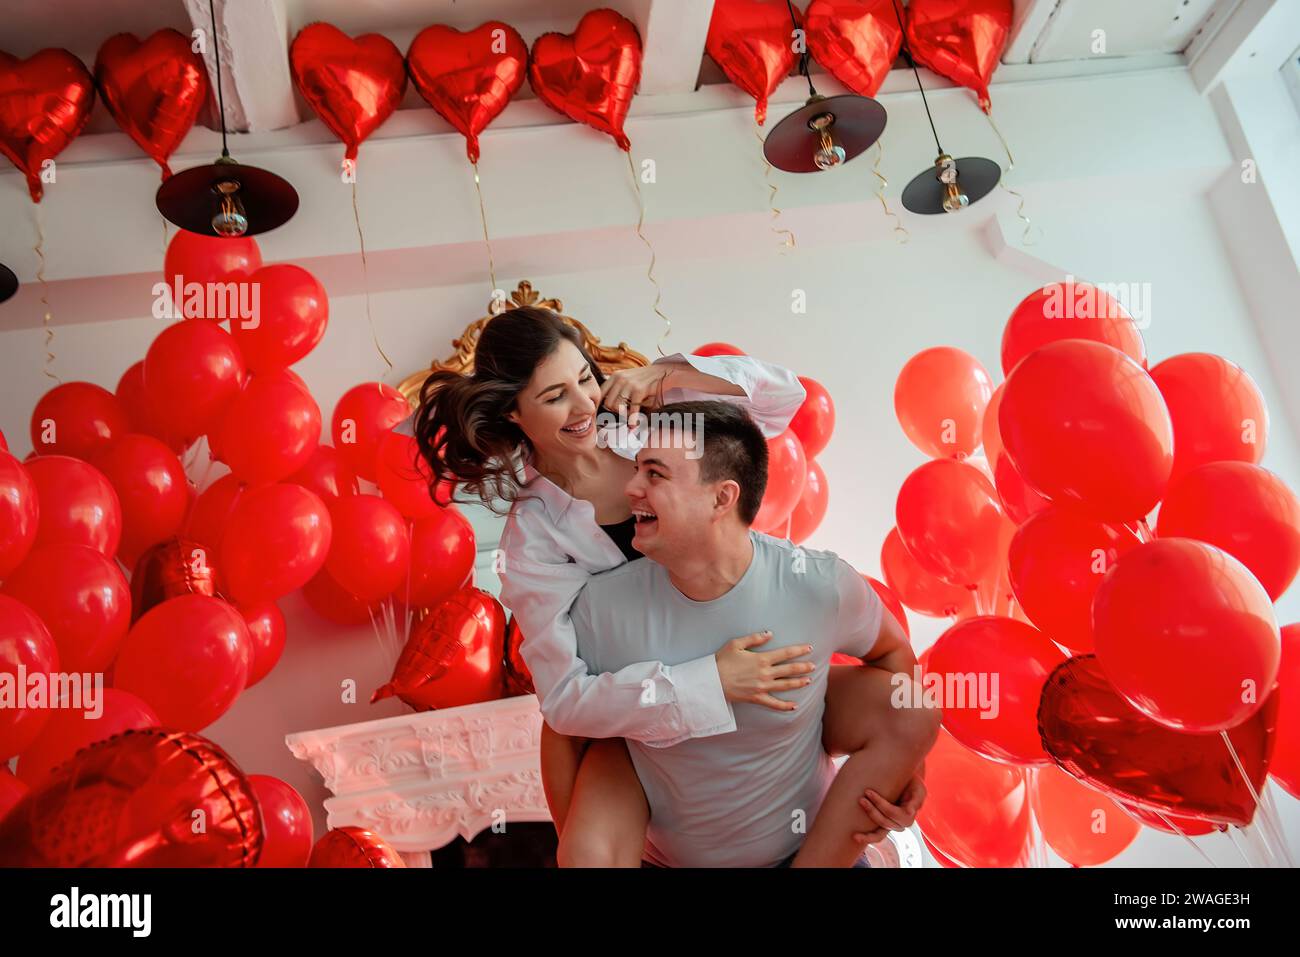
[786,0,817,98]
[889,0,944,156]
[209,0,230,158]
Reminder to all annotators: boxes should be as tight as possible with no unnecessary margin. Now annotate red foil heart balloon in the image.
[503,615,534,697]
[0,728,262,866]
[806,0,903,98]
[308,826,406,867]
[706,0,799,125]
[529,9,642,151]
[0,49,95,202]
[1038,655,1278,827]
[371,586,506,711]
[130,536,220,624]
[407,22,528,163]
[905,0,1012,112]
[290,23,407,162]
[94,30,210,178]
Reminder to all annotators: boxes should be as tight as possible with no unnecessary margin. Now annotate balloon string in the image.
[625,150,672,358]
[471,161,499,300]
[755,126,797,250]
[871,142,909,244]
[1259,783,1296,866]
[1153,810,1219,867]
[985,109,1040,246]
[1225,825,1257,867]
[33,207,59,384]
[1222,733,1291,866]
[351,178,394,381]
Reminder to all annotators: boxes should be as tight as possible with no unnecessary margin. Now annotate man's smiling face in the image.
[625,439,714,562]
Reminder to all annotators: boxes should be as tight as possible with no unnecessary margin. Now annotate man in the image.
[568,400,941,867]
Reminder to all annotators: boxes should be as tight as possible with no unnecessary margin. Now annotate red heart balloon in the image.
[1038,655,1278,827]
[407,22,528,164]
[0,49,95,202]
[806,0,903,98]
[94,30,209,179]
[371,586,506,711]
[529,9,642,151]
[308,826,405,868]
[905,0,1011,112]
[0,728,262,866]
[706,0,798,125]
[290,23,407,162]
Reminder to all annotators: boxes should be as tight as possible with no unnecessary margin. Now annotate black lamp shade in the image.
[0,263,17,305]
[763,94,887,173]
[156,160,299,237]
[901,156,1001,214]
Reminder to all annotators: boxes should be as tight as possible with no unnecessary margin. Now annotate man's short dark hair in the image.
[651,400,769,525]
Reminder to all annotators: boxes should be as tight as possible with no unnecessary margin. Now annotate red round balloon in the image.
[0,49,96,203]
[693,342,746,357]
[752,429,807,534]
[326,494,410,602]
[928,615,1066,765]
[115,360,187,451]
[1270,624,1300,800]
[289,444,358,507]
[999,339,1172,522]
[866,575,909,638]
[143,320,245,438]
[302,567,378,625]
[14,688,157,787]
[1007,507,1141,654]
[789,375,835,459]
[332,382,409,483]
[787,460,829,545]
[92,433,189,566]
[164,230,261,298]
[24,455,122,557]
[250,774,314,868]
[906,0,1012,112]
[916,728,1030,868]
[1157,461,1300,602]
[894,347,994,460]
[95,29,209,178]
[0,767,27,823]
[1093,538,1280,732]
[290,23,407,163]
[215,372,322,485]
[1151,353,1268,481]
[880,526,977,619]
[981,382,1005,466]
[308,826,405,868]
[529,10,642,149]
[29,381,129,461]
[2,543,130,674]
[114,595,250,731]
[407,22,528,163]
[896,458,1004,588]
[240,601,286,688]
[705,0,798,125]
[1001,281,1146,375]
[0,450,38,578]
[405,506,476,608]
[0,727,262,866]
[992,452,1050,525]
[221,484,332,603]
[185,473,246,555]
[375,430,449,519]
[229,264,329,372]
[1030,762,1139,867]
[0,595,58,761]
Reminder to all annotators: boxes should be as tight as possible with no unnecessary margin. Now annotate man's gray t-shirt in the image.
[570,530,883,868]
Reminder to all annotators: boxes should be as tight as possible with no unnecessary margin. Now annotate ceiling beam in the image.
[1003,0,1064,65]
[637,0,718,95]
[182,0,299,133]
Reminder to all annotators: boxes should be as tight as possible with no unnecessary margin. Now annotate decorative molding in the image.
[285,694,550,852]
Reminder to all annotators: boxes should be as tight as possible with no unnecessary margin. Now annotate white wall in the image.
[1,64,1297,866]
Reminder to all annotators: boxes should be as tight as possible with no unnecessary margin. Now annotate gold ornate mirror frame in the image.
[397,281,650,408]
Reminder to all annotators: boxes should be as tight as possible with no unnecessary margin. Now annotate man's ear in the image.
[714,479,742,517]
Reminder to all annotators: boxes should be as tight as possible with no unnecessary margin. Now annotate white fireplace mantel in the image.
[285,694,549,866]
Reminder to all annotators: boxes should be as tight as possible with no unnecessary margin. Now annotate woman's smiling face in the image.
[506,339,604,458]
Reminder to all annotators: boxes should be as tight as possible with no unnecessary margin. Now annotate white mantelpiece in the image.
[285,694,549,867]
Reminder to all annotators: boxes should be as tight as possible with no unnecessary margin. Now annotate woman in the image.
[413,306,925,866]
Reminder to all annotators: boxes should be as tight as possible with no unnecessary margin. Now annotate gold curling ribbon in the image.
[755,126,797,250]
[471,161,500,303]
[625,150,672,358]
[350,177,394,381]
[33,206,59,384]
[871,141,910,244]
[985,109,1041,246]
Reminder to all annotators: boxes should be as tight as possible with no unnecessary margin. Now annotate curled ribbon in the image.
[625,150,672,358]
[872,142,910,244]
[33,206,59,384]
[985,109,1040,245]
[351,179,394,379]
[755,126,797,250]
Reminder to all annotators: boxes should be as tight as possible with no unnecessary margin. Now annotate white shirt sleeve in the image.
[652,352,807,439]
[832,559,884,659]
[498,508,736,746]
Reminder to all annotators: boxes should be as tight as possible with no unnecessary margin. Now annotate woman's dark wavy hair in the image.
[412,306,608,515]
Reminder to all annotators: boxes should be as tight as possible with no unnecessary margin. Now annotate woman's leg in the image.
[540,721,586,837]
[792,664,940,867]
[554,738,650,868]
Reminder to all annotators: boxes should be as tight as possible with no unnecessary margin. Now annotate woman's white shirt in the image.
[497,351,807,746]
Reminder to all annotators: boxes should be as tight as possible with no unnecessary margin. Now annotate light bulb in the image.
[212,180,248,237]
[814,142,846,170]
[942,183,969,212]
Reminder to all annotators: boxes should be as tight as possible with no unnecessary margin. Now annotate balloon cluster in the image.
[890,280,1299,867]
